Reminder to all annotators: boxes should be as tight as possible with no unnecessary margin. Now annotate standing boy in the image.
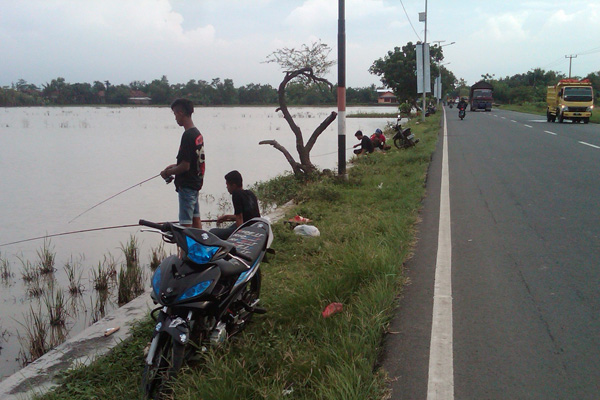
[161,98,205,228]
[210,170,260,239]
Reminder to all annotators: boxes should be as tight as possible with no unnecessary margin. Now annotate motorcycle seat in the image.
[226,223,268,264]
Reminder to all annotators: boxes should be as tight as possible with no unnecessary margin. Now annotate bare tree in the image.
[261,41,338,176]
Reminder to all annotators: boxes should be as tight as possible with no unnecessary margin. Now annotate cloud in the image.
[484,13,529,42]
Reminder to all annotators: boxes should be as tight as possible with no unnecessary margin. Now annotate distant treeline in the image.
[455,69,600,105]
[0,75,380,107]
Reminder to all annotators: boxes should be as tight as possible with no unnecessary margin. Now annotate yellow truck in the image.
[546,79,594,124]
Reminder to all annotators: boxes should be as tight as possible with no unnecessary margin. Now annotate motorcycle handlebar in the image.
[139,219,167,232]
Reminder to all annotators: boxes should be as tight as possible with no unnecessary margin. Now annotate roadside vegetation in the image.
[34,112,441,399]
[496,102,600,124]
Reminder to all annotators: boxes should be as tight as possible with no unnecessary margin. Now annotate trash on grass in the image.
[322,302,343,318]
[293,225,320,237]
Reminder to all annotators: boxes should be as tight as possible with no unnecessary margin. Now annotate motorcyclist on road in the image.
[457,97,468,110]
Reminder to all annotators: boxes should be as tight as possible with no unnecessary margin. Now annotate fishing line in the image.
[68,174,161,224]
[0,219,219,248]
[0,223,140,247]
[312,146,355,158]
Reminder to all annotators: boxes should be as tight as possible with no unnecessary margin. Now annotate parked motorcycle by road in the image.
[139,217,273,399]
[392,115,419,149]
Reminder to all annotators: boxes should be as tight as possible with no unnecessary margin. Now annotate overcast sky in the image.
[1,0,599,89]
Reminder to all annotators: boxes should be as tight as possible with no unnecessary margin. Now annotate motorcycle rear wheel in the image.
[230,269,262,333]
[142,333,185,400]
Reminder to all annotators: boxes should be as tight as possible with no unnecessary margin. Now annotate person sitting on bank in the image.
[353,130,374,155]
[370,128,390,151]
[210,170,261,239]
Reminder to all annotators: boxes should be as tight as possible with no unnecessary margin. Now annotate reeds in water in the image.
[19,257,38,282]
[64,256,84,295]
[43,286,68,327]
[149,242,166,271]
[92,255,117,292]
[17,304,49,364]
[36,239,56,274]
[117,235,146,306]
[0,251,12,282]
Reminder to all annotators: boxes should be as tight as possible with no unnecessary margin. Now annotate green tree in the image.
[369,41,444,105]
[147,76,171,104]
[585,71,600,103]
[42,77,69,104]
[106,84,130,104]
[71,82,94,104]
[346,84,378,104]
[238,83,277,104]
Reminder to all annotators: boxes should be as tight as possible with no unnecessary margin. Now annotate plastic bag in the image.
[293,224,320,237]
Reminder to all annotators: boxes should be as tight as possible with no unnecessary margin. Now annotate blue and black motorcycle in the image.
[139,217,273,399]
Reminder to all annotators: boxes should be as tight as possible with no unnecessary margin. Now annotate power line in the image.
[399,0,422,42]
[577,46,600,56]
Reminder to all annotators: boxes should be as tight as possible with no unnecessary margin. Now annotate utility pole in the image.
[421,0,428,122]
[565,54,577,78]
[337,0,347,177]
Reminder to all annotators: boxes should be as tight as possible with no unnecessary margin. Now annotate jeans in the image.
[178,187,200,225]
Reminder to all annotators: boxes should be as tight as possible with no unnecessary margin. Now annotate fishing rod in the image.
[0,220,219,248]
[68,174,162,224]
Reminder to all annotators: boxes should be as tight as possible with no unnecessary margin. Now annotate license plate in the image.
[407,134,415,140]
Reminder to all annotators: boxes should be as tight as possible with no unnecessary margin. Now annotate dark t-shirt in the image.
[175,127,205,191]
[232,189,260,222]
[361,136,374,153]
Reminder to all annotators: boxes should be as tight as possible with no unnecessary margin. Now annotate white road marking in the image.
[501,117,506,119]
[524,124,533,128]
[427,107,454,400]
[544,130,557,136]
[579,141,600,149]
[511,120,517,123]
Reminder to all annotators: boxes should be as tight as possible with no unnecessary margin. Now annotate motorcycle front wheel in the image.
[142,332,185,400]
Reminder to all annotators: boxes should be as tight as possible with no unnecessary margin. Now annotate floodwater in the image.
[0,105,396,380]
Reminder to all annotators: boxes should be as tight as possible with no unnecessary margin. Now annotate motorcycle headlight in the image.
[560,105,568,112]
[177,280,212,301]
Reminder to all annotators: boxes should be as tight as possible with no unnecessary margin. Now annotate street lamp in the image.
[432,41,455,105]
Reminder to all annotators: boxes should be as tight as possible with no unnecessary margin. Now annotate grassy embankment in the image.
[497,102,600,124]
[36,112,441,400]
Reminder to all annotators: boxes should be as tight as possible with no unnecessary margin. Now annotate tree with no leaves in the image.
[261,41,338,176]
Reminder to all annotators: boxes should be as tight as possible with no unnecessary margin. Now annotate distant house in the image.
[128,90,151,105]
[377,89,397,104]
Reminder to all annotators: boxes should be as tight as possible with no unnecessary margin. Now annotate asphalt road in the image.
[382,107,600,399]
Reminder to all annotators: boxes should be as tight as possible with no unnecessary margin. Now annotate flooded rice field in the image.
[0,105,396,379]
